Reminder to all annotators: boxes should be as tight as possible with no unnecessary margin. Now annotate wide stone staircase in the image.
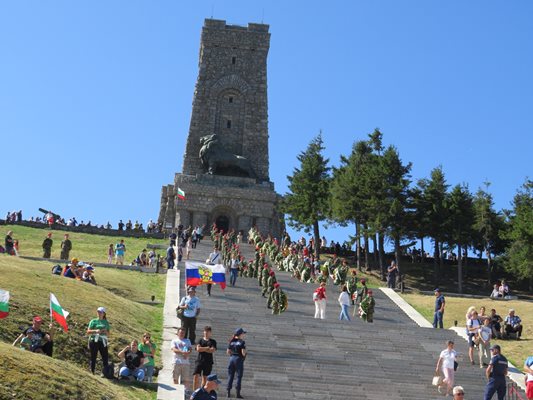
[184,240,511,399]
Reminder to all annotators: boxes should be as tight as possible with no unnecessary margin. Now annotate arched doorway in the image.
[215,215,230,233]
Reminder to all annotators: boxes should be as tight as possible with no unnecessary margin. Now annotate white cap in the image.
[97,307,106,313]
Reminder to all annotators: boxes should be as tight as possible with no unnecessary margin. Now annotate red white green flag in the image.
[50,293,69,332]
[0,290,9,319]
[177,187,185,200]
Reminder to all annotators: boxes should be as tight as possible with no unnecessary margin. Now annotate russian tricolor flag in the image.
[186,262,226,290]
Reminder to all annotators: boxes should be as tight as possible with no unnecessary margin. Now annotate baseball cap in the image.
[97,307,106,313]
[490,344,501,351]
[367,290,373,295]
[187,286,196,293]
[434,288,441,292]
[234,328,246,336]
[33,316,43,323]
[86,266,94,271]
[206,374,221,384]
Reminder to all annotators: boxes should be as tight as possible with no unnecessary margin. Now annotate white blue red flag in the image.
[185,262,226,289]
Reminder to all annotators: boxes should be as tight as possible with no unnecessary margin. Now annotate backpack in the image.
[103,362,115,379]
[52,265,63,275]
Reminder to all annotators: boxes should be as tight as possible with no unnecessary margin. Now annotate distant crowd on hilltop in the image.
[3,209,163,234]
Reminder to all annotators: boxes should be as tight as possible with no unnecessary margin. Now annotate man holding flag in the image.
[13,316,55,357]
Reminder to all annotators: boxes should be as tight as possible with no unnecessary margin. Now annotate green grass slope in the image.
[0,256,166,399]
[3,225,168,264]
[0,342,154,400]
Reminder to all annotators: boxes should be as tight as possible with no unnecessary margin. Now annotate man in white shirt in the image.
[171,327,192,392]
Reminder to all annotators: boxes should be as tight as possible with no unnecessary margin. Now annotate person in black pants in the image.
[178,287,201,344]
[227,328,247,399]
[86,307,111,374]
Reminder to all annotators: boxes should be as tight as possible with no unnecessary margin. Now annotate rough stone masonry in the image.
[158,19,283,237]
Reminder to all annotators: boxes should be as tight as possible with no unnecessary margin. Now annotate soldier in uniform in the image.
[259,263,268,288]
[42,232,53,259]
[316,269,328,285]
[261,268,271,297]
[359,289,375,323]
[355,278,368,306]
[333,261,348,286]
[60,234,72,261]
[266,270,277,308]
[300,263,312,283]
[269,283,287,315]
[346,270,358,305]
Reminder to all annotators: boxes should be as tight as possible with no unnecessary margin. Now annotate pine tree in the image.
[282,133,330,260]
[503,179,533,291]
[446,184,474,293]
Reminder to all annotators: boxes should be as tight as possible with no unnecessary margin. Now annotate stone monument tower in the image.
[158,19,282,236]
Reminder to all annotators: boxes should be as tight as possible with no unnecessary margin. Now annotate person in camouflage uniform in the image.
[269,283,287,315]
[354,278,369,316]
[42,232,53,258]
[300,263,312,283]
[259,264,269,289]
[316,269,328,285]
[359,289,375,322]
[60,234,72,260]
[333,261,349,286]
[262,269,274,298]
[346,270,358,305]
[266,270,277,306]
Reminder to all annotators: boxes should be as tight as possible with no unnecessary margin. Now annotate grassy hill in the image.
[3,225,168,264]
[0,255,166,400]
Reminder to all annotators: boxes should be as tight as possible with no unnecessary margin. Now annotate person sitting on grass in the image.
[118,339,145,381]
[503,309,523,339]
[490,283,501,298]
[13,316,55,356]
[138,249,149,266]
[138,332,157,382]
[489,308,503,339]
[82,265,97,285]
[63,258,79,279]
[13,328,33,350]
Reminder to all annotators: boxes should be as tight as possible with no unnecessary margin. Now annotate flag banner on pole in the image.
[50,293,69,332]
[177,187,185,200]
[186,262,226,289]
[0,289,9,319]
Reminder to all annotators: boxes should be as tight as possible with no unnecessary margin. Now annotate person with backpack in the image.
[466,310,482,365]
[87,307,111,375]
[166,245,176,269]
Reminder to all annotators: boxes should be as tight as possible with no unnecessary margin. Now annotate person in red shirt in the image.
[313,282,327,319]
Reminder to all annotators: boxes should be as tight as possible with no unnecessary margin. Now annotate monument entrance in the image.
[158,19,283,237]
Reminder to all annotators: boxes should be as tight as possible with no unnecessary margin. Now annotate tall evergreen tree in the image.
[446,184,474,293]
[503,179,533,291]
[282,133,330,260]
[472,182,505,286]
[417,166,449,282]
[330,140,373,270]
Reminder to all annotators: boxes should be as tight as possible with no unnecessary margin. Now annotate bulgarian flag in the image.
[0,290,9,319]
[177,187,185,200]
[50,293,69,332]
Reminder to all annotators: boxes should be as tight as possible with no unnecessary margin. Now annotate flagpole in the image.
[49,293,53,327]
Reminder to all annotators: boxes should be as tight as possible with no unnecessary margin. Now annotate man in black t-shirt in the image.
[193,326,217,390]
[118,339,145,381]
[14,316,55,356]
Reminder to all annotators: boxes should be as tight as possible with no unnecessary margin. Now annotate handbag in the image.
[432,374,443,386]
[176,306,184,320]
[454,361,458,371]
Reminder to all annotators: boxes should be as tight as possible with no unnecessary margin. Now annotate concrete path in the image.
[157,267,184,400]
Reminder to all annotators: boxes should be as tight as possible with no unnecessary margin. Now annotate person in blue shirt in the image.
[484,344,508,400]
[503,309,523,339]
[190,374,221,400]
[227,328,247,399]
[433,288,445,329]
[178,286,201,344]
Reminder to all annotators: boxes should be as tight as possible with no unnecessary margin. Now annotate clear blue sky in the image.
[1,1,532,246]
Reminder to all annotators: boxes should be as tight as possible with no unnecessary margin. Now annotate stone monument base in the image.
[158,173,283,238]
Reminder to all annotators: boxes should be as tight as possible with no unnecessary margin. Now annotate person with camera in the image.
[118,339,145,381]
[178,286,201,344]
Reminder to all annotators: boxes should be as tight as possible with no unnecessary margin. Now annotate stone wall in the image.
[182,19,270,182]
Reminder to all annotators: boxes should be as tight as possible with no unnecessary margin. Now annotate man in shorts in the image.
[171,327,192,394]
[193,326,217,391]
